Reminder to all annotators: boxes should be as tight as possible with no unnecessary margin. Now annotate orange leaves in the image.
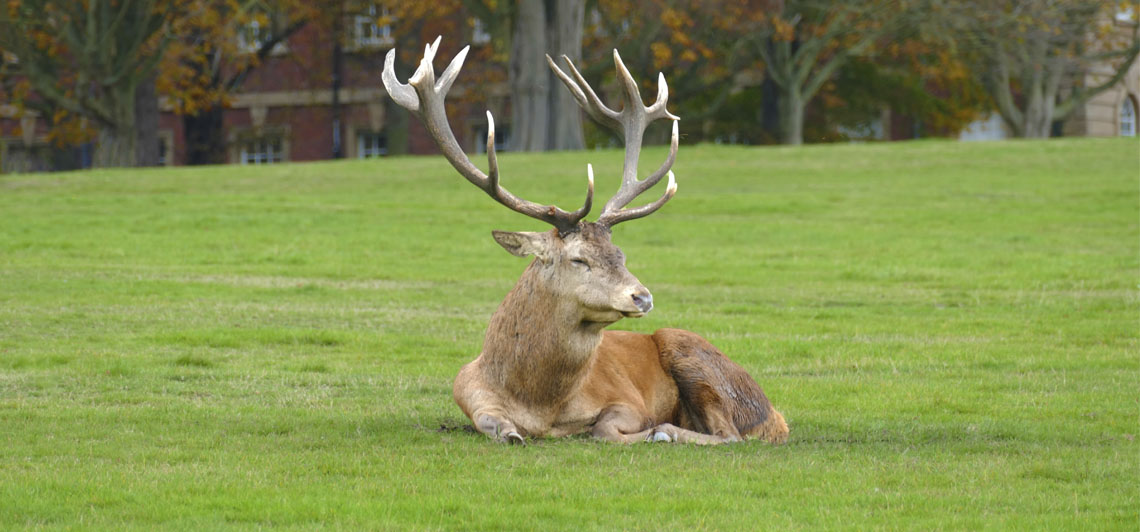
[660,7,687,32]
[156,40,229,115]
[651,41,673,70]
[770,16,796,42]
[29,29,63,55]
[45,108,96,148]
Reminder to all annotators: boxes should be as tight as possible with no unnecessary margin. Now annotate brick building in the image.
[163,9,506,167]
[1,8,505,173]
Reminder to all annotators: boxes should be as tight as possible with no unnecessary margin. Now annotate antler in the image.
[547,50,680,228]
[382,37,594,235]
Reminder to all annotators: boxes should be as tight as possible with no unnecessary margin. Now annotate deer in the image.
[382,37,788,445]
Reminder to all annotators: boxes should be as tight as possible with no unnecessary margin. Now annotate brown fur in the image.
[653,329,788,444]
[452,223,788,445]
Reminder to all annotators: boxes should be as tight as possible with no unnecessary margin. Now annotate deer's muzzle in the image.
[631,289,654,315]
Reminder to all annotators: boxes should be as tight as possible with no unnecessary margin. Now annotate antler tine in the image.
[547,49,680,228]
[595,120,679,227]
[647,72,680,121]
[382,38,592,234]
[382,48,419,112]
[604,50,680,216]
[598,172,677,227]
[612,49,646,111]
[547,54,621,130]
[485,110,594,222]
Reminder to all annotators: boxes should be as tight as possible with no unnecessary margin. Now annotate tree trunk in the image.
[184,106,227,165]
[94,127,137,168]
[1021,107,1054,138]
[778,90,804,145]
[385,99,410,155]
[760,75,781,143]
[510,0,549,151]
[1020,67,1058,138]
[546,0,584,150]
[134,73,161,166]
[94,95,138,167]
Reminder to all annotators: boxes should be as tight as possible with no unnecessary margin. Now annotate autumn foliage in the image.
[0,0,1136,169]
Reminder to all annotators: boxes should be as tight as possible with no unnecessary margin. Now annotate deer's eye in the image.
[570,258,590,269]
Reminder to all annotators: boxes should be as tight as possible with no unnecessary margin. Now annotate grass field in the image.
[1,138,1137,530]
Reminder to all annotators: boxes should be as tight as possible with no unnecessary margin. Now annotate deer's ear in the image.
[492,230,552,260]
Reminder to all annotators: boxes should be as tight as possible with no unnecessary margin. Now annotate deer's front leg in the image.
[474,411,525,445]
[455,364,525,444]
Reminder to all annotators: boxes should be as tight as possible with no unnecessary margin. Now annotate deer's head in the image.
[383,38,679,323]
[492,223,653,323]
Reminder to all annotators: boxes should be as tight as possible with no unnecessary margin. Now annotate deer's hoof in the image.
[502,431,526,445]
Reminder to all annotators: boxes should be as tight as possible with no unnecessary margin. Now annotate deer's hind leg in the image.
[591,405,738,445]
[646,422,740,445]
[654,328,789,444]
[590,404,659,444]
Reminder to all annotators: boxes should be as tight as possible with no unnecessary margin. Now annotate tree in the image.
[821,34,991,140]
[0,0,173,167]
[159,1,313,165]
[588,1,931,145]
[462,0,585,151]
[588,0,752,144]
[742,0,913,145]
[509,0,585,151]
[953,0,1139,138]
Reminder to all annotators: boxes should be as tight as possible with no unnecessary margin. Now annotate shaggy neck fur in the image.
[480,260,607,408]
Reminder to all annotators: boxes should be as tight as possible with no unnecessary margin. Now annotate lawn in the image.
[0,138,1136,530]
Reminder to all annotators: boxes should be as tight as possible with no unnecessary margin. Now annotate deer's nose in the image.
[631,291,654,313]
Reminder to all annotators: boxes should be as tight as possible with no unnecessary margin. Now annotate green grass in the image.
[1,138,1137,530]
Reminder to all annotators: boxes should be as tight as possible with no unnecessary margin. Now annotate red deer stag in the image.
[382,38,787,445]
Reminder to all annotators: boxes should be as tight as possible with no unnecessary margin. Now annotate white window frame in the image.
[238,18,270,53]
[239,137,284,165]
[354,5,394,49]
[157,130,174,166]
[1116,6,1135,24]
[1121,96,1137,137]
[472,18,491,45]
[357,130,388,158]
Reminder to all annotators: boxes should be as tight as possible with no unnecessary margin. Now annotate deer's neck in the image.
[479,262,605,407]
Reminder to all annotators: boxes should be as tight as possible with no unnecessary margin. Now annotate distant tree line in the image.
[0,0,1135,167]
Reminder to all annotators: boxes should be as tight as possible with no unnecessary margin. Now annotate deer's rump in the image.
[650,328,789,443]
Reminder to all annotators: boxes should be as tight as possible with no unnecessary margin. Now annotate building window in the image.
[155,130,175,166]
[1,141,51,173]
[239,18,271,53]
[240,137,284,164]
[472,18,491,45]
[1116,5,1136,24]
[357,130,387,158]
[475,123,509,153]
[1121,96,1137,137]
[354,5,393,49]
